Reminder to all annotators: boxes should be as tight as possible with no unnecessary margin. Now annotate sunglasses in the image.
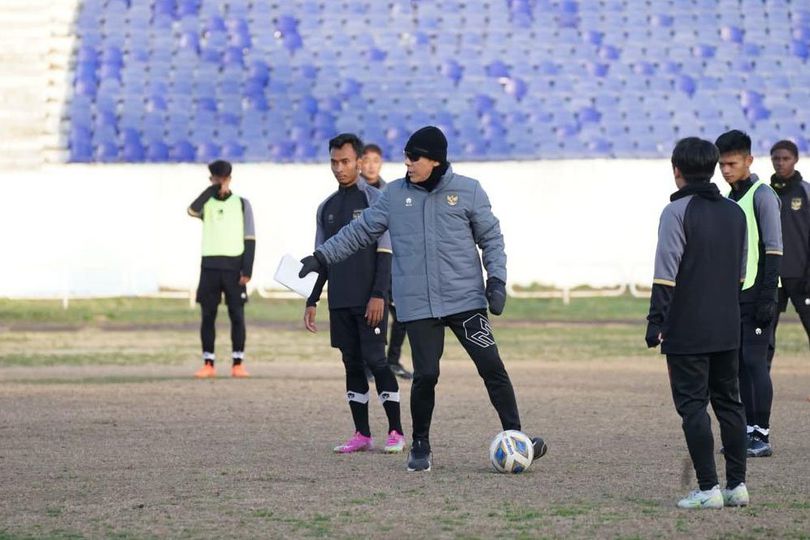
[404,151,424,162]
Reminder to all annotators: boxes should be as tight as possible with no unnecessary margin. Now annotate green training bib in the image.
[202,195,244,257]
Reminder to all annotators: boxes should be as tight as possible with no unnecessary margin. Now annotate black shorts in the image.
[329,306,388,350]
[196,268,247,308]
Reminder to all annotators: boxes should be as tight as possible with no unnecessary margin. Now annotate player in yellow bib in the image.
[716,131,783,458]
[188,160,256,378]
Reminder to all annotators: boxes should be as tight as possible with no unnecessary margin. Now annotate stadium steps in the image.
[0,0,76,167]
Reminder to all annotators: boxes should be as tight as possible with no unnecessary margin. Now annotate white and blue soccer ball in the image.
[489,430,534,474]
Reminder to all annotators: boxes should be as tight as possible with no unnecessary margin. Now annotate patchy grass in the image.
[0,294,653,326]
[1,297,809,539]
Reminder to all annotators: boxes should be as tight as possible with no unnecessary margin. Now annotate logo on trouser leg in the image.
[463,313,495,348]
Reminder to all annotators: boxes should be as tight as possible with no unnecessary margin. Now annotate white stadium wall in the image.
[1,158,765,298]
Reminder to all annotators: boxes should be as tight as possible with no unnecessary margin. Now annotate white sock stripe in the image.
[232,351,245,359]
[346,391,370,404]
[378,391,400,403]
[203,352,216,360]
[746,425,754,434]
[755,427,770,436]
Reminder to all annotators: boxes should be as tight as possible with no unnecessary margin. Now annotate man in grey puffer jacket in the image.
[300,126,547,472]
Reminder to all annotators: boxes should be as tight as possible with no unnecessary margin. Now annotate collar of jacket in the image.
[771,170,803,191]
[338,181,361,192]
[729,174,758,200]
[670,181,722,202]
[406,162,451,192]
[359,173,384,189]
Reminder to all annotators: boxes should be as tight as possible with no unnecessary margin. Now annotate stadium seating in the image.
[67,0,810,162]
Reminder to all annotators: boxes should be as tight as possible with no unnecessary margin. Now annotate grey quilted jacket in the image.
[315,166,507,322]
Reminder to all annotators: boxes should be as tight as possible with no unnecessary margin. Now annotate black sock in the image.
[348,401,370,437]
[755,428,769,443]
[232,357,242,366]
[204,359,214,367]
[382,400,402,435]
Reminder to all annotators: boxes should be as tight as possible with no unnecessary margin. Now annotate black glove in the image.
[485,277,507,316]
[645,322,662,348]
[754,295,777,327]
[299,251,327,278]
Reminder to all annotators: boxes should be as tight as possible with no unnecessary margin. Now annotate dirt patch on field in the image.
[1,354,809,539]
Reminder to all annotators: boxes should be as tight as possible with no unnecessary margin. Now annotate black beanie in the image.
[404,126,448,163]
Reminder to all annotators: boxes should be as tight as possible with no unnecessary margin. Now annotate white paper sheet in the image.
[273,254,319,298]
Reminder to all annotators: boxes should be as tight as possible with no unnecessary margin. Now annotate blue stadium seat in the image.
[67,0,810,162]
[146,141,169,162]
[170,140,196,162]
[95,141,119,162]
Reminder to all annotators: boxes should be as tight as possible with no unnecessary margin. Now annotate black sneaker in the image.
[406,439,432,472]
[747,434,772,458]
[531,437,548,461]
[389,362,413,380]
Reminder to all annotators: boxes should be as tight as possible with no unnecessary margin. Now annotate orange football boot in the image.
[231,364,250,378]
[194,364,216,378]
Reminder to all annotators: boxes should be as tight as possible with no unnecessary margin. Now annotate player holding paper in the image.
[304,133,405,455]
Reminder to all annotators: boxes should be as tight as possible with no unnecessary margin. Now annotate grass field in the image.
[1,296,809,539]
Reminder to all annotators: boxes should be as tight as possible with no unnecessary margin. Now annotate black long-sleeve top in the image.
[306,182,391,309]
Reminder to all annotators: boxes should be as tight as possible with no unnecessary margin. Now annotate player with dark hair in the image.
[360,142,413,381]
[304,133,405,454]
[715,130,782,458]
[187,160,255,378]
[646,137,749,509]
[299,126,547,472]
[769,140,810,360]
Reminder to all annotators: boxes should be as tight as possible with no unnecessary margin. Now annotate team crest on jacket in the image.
[447,194,459,206]
[327,214,335,224]
[352,209,363,220]
[405,197,413,207]
[792,197,803,211]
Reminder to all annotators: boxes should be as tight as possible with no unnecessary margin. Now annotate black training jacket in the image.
[771,171,810,279]
[648,182,747,355]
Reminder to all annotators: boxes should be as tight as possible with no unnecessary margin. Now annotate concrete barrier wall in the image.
[2,158,766,298]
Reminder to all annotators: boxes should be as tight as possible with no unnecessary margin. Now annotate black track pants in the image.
[386,304,408,365]
[405,309,520,441]
[739,303,774,429]
[667,350,747,491]
[197,268,247,354]
[771,278,810,369]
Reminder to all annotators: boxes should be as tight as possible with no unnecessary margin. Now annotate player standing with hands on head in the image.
[187,160,255,378]
[716,130,782,458]
[359,142,413,381]
[646,137,749,509]
[769,140,810,359]
[299,126,547,472]
[304,133,405,455]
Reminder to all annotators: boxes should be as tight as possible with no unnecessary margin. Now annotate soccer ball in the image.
[489,430,534,473]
